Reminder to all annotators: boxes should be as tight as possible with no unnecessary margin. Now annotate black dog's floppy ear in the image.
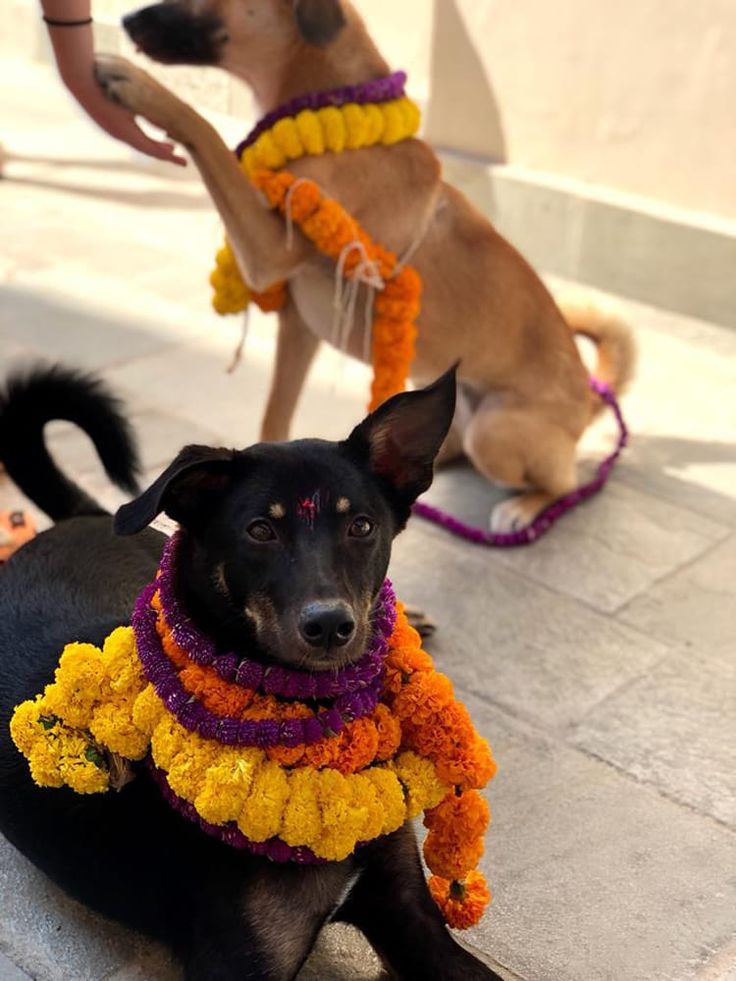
[344,366,458,515]
[294,0,346,46]
[114,445,237,536]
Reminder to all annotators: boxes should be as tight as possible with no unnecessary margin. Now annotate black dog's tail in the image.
[0,365,140,522]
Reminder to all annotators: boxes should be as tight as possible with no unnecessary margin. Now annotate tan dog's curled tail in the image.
[558,297,637,412]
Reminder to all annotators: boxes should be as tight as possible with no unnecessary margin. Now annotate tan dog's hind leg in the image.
[463,399,579,534]
[94,56,308,290]
[261,301,320,442]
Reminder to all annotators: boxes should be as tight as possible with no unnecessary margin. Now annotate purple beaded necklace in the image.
[156,534,393,699]
[413,379,629,546]
[131,535,397,750]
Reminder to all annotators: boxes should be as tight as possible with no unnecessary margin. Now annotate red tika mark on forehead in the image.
[297,491,322,530]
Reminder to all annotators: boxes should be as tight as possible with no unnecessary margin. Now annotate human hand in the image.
[64,68,187,166]
[42,3,187,167]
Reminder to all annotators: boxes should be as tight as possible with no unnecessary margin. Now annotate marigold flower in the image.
[239,760,290,843]
[424,830,485,881]
[424,789,490,841]
[271,117,303,159]
[192,751,256,825]
[281,768,322,848]
[342,103,369,149]
[11,525,496,930]
[428,871,491,930]
[333,716,379,775]
[373,703,402,760]
[295,109,325,155]
[392,671,455,728]
[321,106,347,153]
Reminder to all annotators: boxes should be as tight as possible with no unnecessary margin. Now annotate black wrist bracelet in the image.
[42,15,93,27]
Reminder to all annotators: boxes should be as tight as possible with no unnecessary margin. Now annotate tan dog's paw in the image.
[403,606,437,639]
[94,55,188,138]
[490,493,555,534]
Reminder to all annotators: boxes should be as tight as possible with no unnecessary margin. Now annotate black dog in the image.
[0,365,499,981]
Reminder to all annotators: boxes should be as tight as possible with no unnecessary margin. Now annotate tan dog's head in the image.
[123,0,347,68]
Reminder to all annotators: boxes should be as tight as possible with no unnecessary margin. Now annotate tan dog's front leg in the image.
[94,55,307,289]
[261,301,320,442]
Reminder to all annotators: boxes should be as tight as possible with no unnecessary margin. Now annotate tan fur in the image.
[95,0,636,532]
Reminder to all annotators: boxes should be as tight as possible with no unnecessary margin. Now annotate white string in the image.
[226,306,251,375]
[392,219,429,278]
[332,240,384,351]
[363,283,376,364]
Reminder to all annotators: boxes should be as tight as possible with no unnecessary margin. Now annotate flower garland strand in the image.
[412,377,629,547]
[10,544,497,929]
[209,78,422,411]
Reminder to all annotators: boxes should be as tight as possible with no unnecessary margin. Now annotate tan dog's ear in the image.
[294,0,346,46]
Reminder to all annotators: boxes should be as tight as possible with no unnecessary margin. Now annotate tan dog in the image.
[96,0,635,533]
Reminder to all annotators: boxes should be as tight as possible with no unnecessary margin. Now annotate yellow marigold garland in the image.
[10,601,496,929]
[209,97,423,411]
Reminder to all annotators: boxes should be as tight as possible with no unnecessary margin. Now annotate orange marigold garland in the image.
[250,170,419,411]
[12,542,497,929]
[385,606,496,925]
[210,93,424,411]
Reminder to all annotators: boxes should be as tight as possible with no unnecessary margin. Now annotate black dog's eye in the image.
[348,516,374,539]
[246,520,277,543]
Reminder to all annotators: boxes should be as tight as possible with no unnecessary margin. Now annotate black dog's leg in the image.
[183,861,355,981]
[337,826,502,981]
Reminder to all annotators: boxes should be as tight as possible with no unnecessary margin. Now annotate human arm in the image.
[40,0,186,164]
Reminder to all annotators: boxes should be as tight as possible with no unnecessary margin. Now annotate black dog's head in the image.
[115,370,455,671]
[122,0,347,69]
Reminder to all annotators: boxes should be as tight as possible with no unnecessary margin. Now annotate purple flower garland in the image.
[157,534,396,699]
[235,71,408,158]
[132,565,397,748]
[413,378,629,547]
[148,762,324,865]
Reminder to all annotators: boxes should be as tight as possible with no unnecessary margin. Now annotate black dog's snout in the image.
[299,603,356,649]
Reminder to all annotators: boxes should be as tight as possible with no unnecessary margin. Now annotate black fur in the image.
[0,364,140,521]
[0,365,501,980]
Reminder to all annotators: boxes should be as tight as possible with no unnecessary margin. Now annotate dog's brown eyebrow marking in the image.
[336,497,351,514]
[269,503,286,520]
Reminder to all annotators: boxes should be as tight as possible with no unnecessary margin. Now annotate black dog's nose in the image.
[299,603,356,649]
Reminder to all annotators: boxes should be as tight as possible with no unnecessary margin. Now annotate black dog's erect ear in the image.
[344,367,458,513]
[294,0,346,46]
[114,445,237,536]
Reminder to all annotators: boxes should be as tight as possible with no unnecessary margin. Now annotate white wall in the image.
[356,0,736,220]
